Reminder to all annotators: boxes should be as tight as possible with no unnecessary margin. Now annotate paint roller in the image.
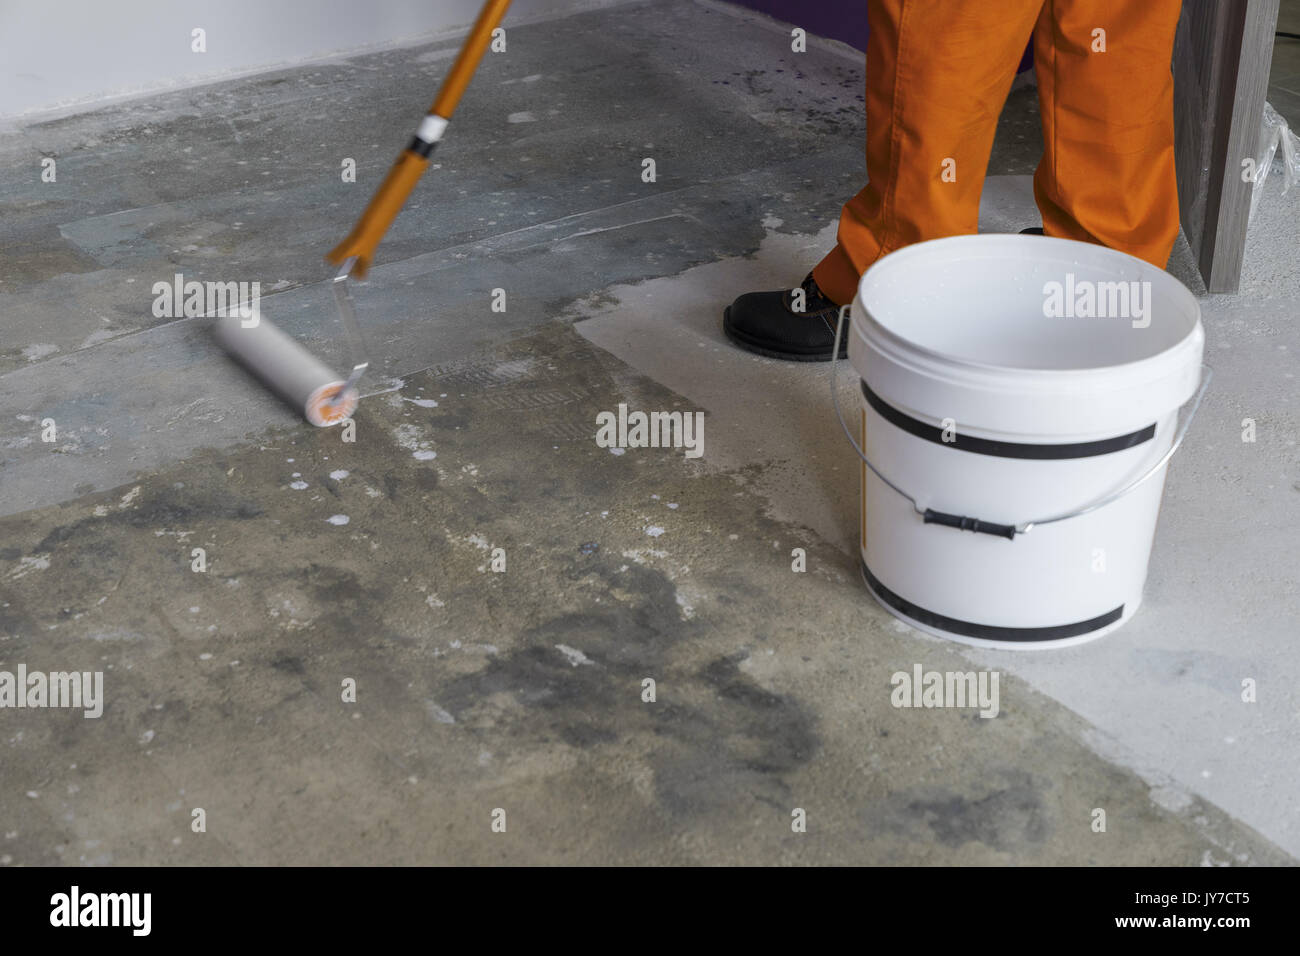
[214,0,514,426]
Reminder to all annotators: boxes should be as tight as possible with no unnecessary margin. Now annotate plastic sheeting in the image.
[1249,101,1300,224]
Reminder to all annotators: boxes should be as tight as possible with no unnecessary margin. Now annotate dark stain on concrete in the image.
[28,484,263,556]
[271,656,306,675]
[873,771,1051,852]
[699,653,819,775]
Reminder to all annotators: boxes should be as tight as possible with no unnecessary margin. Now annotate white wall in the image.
[0,0,621,118]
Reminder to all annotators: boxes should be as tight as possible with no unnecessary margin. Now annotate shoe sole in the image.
[722,307,848,363]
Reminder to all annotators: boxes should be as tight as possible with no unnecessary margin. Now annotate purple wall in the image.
[735,0,870,52]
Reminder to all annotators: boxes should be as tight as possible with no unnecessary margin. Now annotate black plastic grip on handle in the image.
[922,509,1018,540]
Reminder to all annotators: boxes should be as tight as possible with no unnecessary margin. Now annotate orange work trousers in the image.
[812,0,1184,307]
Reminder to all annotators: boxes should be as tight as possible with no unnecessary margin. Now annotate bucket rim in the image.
[852,234,1202,379]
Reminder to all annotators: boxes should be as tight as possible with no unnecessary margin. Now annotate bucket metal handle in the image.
[829,306,1213,539]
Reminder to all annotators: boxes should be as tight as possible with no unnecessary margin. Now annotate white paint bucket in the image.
[833,235,1207,649]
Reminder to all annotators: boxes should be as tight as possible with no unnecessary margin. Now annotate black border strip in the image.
[862,559,1124,642]
[860,380,1155,459]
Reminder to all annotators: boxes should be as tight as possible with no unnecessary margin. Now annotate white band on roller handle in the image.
[416,114,449,144]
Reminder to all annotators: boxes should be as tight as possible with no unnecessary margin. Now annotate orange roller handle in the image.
[327,0,512,277]
[327,150,429,278]
[432,0,513,119]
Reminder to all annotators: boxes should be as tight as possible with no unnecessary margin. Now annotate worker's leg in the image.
[1031,0,1183,266]
[811,0,1045,306]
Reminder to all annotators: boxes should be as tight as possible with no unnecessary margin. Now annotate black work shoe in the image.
[722,272,849,362]
[1020,226,1044,235]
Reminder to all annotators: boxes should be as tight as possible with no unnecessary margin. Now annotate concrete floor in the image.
[0,0,1296,865]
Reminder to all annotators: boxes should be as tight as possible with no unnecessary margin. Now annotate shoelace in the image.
[791,273,848,316]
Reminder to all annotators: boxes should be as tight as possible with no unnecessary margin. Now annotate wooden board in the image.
[1173,0,1280,292]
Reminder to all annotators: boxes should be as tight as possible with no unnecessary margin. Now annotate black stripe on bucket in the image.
[861,560,1124,642]
[860,380,1155,460]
